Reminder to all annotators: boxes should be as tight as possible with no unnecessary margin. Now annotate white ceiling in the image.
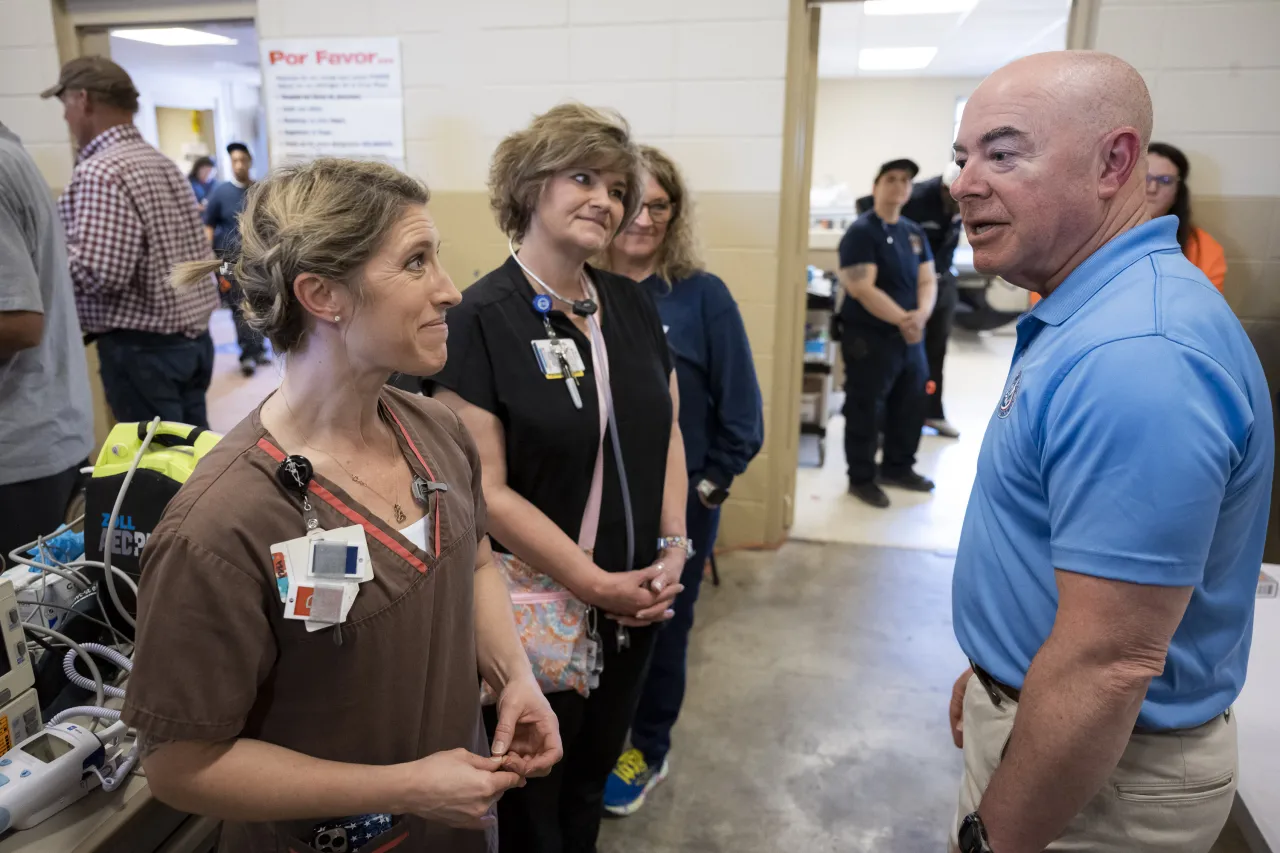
[818,0,1072,78]
[108,20,260,81]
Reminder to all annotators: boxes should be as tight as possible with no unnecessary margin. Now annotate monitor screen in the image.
[23,732,74,764]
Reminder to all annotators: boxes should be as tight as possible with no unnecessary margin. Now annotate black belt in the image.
[969,661,1225,735]
[972,662,1020,705]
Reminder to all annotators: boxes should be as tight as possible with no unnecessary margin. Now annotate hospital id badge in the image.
[283,577,357,626]
[532,339,585,379]
[305,524,373,583]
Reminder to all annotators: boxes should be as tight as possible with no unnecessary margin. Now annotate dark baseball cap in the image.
[875,158,920,182]
[40,56,140,109]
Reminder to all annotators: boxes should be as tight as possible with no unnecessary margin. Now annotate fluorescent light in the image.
[858,47,938,70]
[863,0,977,14]
[110,28,238,47]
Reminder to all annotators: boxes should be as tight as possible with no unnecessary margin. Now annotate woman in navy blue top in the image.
[599,145,764,815]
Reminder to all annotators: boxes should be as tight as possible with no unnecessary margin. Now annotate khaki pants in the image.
[951,675,1237,851]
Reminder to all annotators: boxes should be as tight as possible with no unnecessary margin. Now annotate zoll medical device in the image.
[0,720,127,832]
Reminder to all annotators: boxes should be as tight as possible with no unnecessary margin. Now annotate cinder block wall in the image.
[0,0,72,188]
[1097,0,1280,561]
[257,0,794,549]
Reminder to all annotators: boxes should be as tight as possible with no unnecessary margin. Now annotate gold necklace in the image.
[280,390,409,524]
[323,451,408,524]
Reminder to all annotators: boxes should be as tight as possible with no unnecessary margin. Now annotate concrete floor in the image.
[597,542,1254,853]
[599,542,969,853]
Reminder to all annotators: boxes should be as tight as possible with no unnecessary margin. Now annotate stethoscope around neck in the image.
[509,238,598,317]
[508,239,636,574]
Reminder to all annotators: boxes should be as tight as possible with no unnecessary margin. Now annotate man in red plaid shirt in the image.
[43,57,219,428]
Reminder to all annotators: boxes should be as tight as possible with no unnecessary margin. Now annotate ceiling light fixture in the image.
[109,28,238,47]
[858,47,939,70]
[863,0,978,15]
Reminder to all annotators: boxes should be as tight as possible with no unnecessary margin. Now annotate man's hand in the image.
[399,749,524,830]
[899,310,927,345]
[950,667,973,748]
[491,675,563,778]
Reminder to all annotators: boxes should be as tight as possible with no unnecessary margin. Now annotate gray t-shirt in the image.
[0,123,93,485]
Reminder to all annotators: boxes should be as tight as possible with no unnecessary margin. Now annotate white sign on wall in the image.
[259,38,405,170]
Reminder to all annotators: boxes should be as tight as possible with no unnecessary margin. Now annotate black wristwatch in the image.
[958,812,993,853]
[696,478,729,506]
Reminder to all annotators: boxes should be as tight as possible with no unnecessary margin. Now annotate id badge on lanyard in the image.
[530,293,584,409]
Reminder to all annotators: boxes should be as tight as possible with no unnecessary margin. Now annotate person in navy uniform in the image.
[857,163,963,438]
[838,158,938,508]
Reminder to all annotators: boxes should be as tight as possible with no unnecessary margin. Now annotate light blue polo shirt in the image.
[953,216,1274,731]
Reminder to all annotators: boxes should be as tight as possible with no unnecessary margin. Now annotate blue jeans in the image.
[96,330,214,429]
[628,481,722,765]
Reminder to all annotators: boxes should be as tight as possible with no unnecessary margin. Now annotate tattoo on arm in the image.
[839,263,876,297]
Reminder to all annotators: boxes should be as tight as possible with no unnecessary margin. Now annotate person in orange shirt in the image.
[1146,142,1227,292]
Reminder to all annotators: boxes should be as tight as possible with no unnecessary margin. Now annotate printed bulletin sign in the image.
[260,38,405,170]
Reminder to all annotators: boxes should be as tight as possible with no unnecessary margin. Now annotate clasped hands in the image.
[898,309,928,345]
[589,552,686,628]
[401,672,561,831]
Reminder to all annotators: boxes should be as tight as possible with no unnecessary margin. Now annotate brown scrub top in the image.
[122,387,496,853]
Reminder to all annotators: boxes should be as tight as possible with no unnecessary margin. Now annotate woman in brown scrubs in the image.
[121,158,561,853]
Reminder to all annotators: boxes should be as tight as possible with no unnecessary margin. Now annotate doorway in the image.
[62,9,271,443]
[787,0,1071,550]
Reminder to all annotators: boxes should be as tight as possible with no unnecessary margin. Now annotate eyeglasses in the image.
[1145,174,1179,188]
[638,201,674,223]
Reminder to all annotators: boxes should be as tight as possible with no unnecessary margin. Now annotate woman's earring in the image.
[333,315,341,323]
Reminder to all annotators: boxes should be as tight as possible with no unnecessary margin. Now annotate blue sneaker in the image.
[603,748,669,816]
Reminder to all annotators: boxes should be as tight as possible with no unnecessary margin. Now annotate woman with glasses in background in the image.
[599,145,763,816]
[1147,142,1227,293]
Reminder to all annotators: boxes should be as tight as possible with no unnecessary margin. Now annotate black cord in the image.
[28,633,58,656]
[23,604,133,647]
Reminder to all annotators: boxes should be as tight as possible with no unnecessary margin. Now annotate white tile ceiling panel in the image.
[818,0,1070,78]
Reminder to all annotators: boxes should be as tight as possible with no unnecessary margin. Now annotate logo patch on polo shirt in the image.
[910,234,923,255]
[998,369,1022,419]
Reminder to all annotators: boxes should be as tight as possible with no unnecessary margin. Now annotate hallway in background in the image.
[205,307,280,433]
[792,329,1015,552]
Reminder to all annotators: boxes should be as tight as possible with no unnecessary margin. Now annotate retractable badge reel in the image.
[532,293,584,410]
[276,455,319,531]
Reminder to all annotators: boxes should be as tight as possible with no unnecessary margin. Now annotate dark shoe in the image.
[878,470,936,492]
[849,480,891,508]
[239,356,256,377]
[925,418,960,439]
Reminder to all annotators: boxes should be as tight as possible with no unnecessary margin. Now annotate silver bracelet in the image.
[657,536,694,558]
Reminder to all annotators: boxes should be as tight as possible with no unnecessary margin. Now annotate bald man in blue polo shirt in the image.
[947,52,1273,853]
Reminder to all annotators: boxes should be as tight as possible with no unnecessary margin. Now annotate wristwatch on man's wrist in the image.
[657,536,695,559]
[958,812,993,853]
[695,478,729,506]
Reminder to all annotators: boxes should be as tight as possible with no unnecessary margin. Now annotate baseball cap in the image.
[40,56,140,109]
[875,158,920,182]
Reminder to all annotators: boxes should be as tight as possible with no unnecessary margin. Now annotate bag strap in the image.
[577,334,609,552]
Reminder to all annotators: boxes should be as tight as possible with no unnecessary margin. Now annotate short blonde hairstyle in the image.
[173,158,429,354]
[489,103,644,241]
